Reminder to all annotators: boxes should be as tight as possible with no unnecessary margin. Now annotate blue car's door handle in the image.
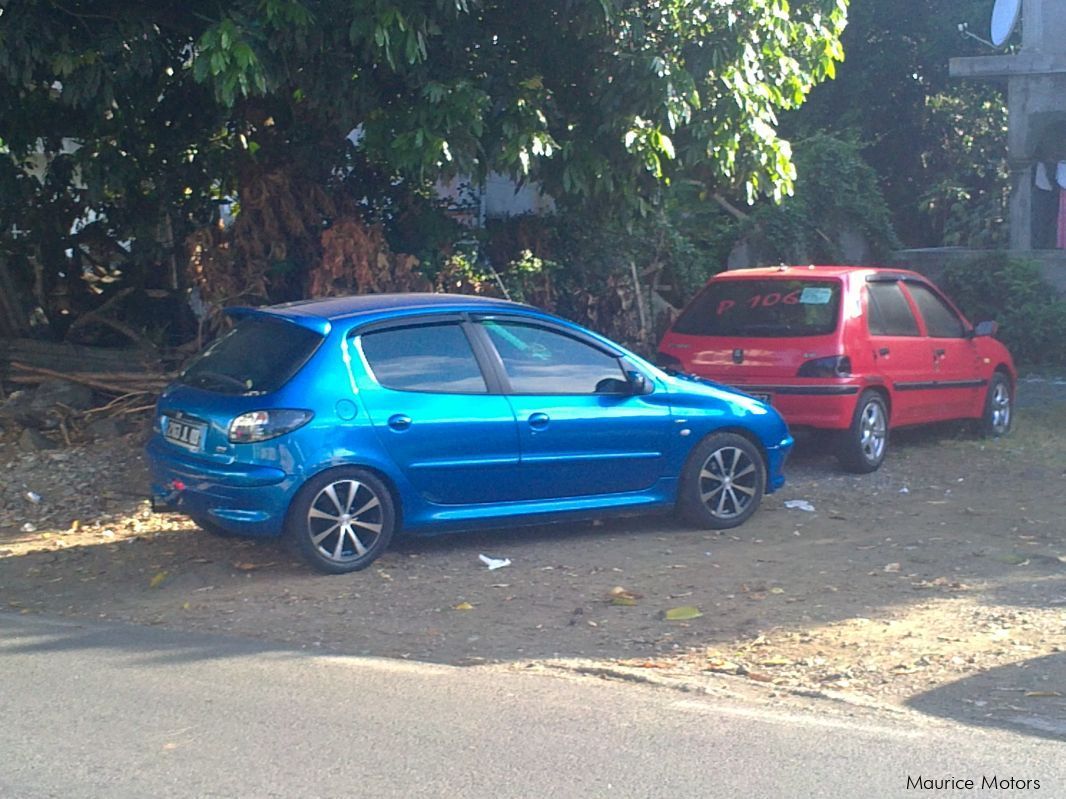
[387,414,412,431]
[527,412,550,430]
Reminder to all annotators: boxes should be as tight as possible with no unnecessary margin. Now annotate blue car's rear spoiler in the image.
[224,306,332,337]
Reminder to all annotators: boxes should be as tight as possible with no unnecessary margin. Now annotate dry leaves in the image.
[607,586,643,606]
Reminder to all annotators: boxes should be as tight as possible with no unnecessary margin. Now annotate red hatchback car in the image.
[657,265,1016,472]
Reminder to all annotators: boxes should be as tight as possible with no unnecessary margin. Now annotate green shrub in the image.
[938,254,1066,367]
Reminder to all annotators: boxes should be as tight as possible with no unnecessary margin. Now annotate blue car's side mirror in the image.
[626,370,651,395]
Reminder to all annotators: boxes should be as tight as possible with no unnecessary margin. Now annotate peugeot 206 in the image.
[657,266,1015,473]
[149,294,793,573]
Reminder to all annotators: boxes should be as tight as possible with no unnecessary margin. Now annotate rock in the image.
[31,379,94,413]
[0,390,34,427]
[19,428,58,452]
[1,381,94,430]
[86,417,124,440]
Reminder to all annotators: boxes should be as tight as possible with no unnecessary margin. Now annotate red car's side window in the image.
[904,283,967,338]
[866,282,920,337]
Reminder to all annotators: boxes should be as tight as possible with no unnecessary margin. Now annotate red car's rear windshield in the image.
[672,278,842,338]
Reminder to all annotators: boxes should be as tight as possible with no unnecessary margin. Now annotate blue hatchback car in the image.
[148,294,793,573]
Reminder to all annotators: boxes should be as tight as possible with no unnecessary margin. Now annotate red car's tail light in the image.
[797,355,852,378]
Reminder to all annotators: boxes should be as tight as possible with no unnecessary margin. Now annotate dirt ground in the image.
[2,378,1065,739]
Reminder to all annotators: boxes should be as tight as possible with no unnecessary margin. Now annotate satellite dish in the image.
[990,0,1021,47]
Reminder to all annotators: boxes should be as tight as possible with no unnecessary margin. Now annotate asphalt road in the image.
[1,613,1061,799]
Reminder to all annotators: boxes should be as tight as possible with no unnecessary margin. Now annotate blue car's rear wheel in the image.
[288,468,395,574]
[679,432,765,529]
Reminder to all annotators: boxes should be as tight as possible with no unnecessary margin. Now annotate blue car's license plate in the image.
[164,417,206,450]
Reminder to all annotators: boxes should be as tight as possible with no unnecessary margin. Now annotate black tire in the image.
[286,467,396,574]
[678,432,766,529]
[837,390,889,474]
[980,372,1013,438]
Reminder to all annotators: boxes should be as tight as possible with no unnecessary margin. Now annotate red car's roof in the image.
[711,265,922,280]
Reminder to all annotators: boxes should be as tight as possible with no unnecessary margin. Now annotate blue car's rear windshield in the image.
[179,317,323,395]
[672,279,842,337]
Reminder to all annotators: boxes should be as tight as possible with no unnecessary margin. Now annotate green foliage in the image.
[939,255,1066,367]
[919,89,1009,249]
[480,133,900,341]
[738,133,900,264]
[500,250,561,304]
[0,0,847,339]
[194,18,268,106]
[788,0,1008,248]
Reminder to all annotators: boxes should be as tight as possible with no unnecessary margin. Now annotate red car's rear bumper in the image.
[706,378,864,430]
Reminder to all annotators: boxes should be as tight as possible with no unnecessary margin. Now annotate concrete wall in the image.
[889,248,1066,294]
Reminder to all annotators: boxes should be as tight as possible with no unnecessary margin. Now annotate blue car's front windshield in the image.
[180,317,323,395]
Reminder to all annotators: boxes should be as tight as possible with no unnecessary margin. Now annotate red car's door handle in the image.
[933,348,946,358]
[877,347,890,357]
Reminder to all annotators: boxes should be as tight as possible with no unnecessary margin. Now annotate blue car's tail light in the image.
[228,409,314,443]
[797,355,852,378]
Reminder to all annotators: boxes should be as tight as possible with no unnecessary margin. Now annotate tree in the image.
[784,0,1008,248]
[0,0,847,337]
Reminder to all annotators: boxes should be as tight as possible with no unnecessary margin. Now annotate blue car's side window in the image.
[481,320,626,394]
[360,323,488,394]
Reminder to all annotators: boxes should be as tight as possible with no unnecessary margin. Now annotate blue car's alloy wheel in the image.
[289,468,396,574]
[679,432,765,529]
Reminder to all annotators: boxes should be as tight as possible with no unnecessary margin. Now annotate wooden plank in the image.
[0,338,160,380]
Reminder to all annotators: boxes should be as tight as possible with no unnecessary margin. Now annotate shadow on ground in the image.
[908,653,1066,742]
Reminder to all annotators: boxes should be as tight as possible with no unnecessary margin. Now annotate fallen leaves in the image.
[607,586,642,606]
[662,605,703,621]
[912,577,970,591]
[760,656,792,667]
[233,561,276,572]
[148,570,168,589]
[746,671,775,683]
[705,657,743,674]
[996,553,1030,566]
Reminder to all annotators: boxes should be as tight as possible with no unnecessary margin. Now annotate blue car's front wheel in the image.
[678,432,765,530]
[288,468,396,574]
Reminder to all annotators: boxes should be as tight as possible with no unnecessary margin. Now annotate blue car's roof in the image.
[227,293,539,335]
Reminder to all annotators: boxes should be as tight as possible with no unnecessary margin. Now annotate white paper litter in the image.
[478,554,511,570]
[784,499,815,512]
